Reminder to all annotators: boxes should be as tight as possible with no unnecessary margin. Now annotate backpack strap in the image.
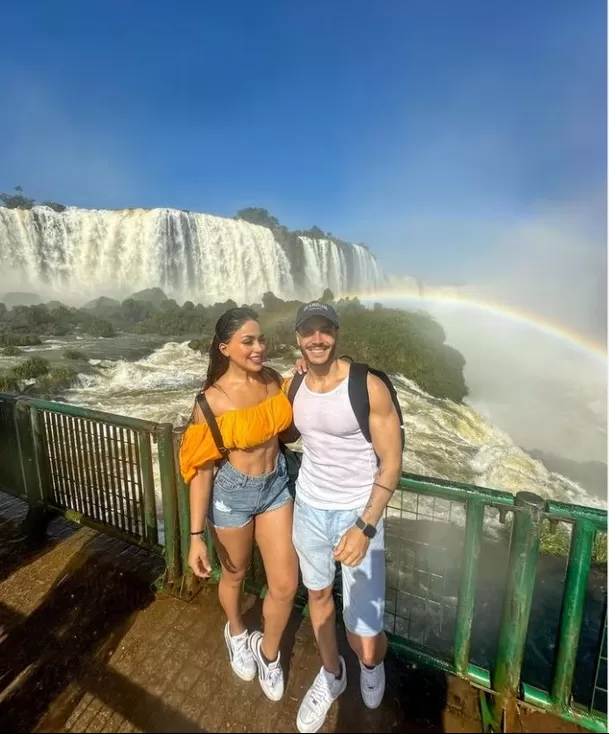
[347,362,406,453]
[287,371,306,404]
[368,367,406,453]
[347,362,372,443]
[195,393,229,459]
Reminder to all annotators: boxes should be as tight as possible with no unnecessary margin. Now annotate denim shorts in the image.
[292,496,386,637]
[208,451,293,529]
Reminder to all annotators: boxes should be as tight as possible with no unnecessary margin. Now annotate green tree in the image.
[262,291,284,313]
[121,298,151,323]
[0,185,35,209]
[235,208,280,230]
[320,288,335,303]
[302,225,325,239]
[12,357,50,380]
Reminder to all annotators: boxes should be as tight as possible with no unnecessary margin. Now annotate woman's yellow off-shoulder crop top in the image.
[179,383,293,483]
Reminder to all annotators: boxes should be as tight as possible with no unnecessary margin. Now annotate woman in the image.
[179,307,298,702]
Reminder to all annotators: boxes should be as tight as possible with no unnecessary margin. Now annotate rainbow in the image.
[345,286,608,360]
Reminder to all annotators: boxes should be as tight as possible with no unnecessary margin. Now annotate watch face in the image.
[357,517,376,538]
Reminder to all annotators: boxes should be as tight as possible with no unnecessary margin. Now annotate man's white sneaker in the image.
[360,660,385,709]
[296,656,347,733]
[223,622,257,681]
[249,630,285,701]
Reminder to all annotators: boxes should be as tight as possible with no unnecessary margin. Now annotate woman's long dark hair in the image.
[203,307,260,391]
[182,306,280,429]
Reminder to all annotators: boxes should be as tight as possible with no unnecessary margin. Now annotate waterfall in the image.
[299,237,385,299]
[0,205,385,304]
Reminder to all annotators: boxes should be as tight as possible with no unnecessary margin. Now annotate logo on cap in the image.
[304,301,329,312]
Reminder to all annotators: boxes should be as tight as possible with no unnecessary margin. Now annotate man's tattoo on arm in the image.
[373,466,396,493]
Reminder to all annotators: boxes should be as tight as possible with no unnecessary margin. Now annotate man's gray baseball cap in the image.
[295,301,340,331]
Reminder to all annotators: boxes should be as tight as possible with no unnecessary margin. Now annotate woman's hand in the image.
[294,358,308,375]
[189,535,212,578]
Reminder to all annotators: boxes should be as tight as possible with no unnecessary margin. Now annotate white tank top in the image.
[293,372,377,510]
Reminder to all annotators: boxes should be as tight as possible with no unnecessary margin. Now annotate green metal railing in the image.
[379,479,607,733]
[0,394,606,732]
[0,394,181,584]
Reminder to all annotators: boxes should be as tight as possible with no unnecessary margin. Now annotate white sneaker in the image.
[360,660,385,709]
[296,656,347,733]
[249,630,285,701]
[223,622,257,681]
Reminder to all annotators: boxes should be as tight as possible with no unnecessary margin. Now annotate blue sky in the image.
[0,0,605,287]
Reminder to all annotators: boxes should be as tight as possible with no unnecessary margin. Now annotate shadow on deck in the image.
[0,493,586,733]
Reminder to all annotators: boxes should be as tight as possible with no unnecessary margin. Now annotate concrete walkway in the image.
[0,493,585,733]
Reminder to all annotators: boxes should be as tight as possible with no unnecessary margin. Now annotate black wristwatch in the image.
[355,516,377,539]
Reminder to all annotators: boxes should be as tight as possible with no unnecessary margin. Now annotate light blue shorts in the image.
[208,451,293,529]
[292,496,386,637]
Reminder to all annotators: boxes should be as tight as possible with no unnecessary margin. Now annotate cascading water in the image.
[299,237,385,299]
[0,206,385,304]
[300,236,348,297]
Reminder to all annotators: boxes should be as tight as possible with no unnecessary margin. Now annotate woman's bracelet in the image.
[190,529,206,536]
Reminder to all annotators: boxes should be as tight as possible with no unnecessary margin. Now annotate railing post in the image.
[550,519,596,710]
[156,422,181,585]
[453,498,484,675]
[172,431,219,598]
[138,432,159,547]
[173,432,195,590]
[13,398,56,541]
[484,491,544,732]
[14,399,41,505]
[29,405,54,504]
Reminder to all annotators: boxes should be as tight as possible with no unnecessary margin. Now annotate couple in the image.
[179,300,403,733]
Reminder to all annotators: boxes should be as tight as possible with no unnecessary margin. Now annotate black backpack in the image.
[287,356,405,452]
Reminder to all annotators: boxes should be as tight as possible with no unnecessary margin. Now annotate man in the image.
[285,300,403,734]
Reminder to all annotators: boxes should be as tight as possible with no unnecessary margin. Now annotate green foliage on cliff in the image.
[234,207,370,291]
[0,375,19,392]
[0,332,42,347]
[252,293,468,403]
[0,294,232,341]
[0,185,35,210]
[235,207,280,229]
[0,185,66,212]
[0,355,77,396]
[181,290,468,402]
[540,525,606,565]
[0,288,469,403]
[63,348,87,361]
[2,345,22,356]
[0,302,116,340]
[235,206,367,250]
[35,366,78,396]
[12,357,50,380]
[334,301,467,402]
